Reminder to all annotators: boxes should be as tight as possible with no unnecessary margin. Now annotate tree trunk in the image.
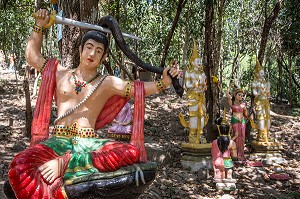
[181,9,190,87]
[214,0,225,74]
[203,0,215,142]
[159,0,188,68]
[24,80,32,137]
[276,57,282,103]
[13,51,21,99]
[213,0,226,116]
[258,0,284,65]
[287,55,294,105]
[280,55,300,106]
[23,0,42,137]
[59,0,81,67]
[219,59,224,97]
[278,53,300,91]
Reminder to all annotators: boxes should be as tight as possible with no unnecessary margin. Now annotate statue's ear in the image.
[101,53,108,62]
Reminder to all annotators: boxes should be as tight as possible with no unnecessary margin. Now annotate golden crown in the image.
[221,108,228,125]
[254,58,263,75]
[189,40,200,63]
[216,108,231,137]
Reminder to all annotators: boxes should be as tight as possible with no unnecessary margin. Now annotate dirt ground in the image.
[0,72,299,199]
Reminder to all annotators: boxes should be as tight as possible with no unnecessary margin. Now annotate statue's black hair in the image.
[80,30,109,53]
[217,136,230,154]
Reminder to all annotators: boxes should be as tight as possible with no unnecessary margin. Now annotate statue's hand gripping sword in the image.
[33,11,184,97]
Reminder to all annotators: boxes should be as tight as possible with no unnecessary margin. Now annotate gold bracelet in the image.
[124,81,133,98]
[32,24,44,34]
[156,80,167,92]
[39,58,48,74]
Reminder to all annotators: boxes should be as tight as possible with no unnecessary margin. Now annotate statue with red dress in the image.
[211,111,238,190]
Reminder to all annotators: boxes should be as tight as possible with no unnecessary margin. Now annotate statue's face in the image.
[193,58,201,67]
[258,70,265,79]
[192,58,204,71]
[81,39,106,68]
[235,92,243,100]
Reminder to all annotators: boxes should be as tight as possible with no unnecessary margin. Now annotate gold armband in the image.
[32,24,45,34]
[39,58,48,74]
[124,81,133,98]
[156,80,167,92]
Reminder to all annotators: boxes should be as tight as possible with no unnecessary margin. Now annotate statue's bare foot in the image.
[39,152,71,184]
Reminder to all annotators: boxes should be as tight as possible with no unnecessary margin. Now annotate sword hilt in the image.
[32,10,56,29]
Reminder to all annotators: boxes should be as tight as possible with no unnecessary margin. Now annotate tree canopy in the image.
[0,0,299,105]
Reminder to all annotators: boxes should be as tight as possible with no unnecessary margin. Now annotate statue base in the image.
[214,179,237,190]
[181,142,212,154]
[250,141,285,165]
[250,152,286,165]
[181,143,212,172]
[251,140,281,152]
[4,163,157,199]
[216,182,236,191]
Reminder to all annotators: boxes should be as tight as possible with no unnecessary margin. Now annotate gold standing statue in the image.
[179,41,209,147]
[250,59,271,143]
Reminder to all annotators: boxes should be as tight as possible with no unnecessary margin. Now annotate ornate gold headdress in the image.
[221,108,228,125]
[217,109,232,137]
[254,58,262,77]
[189,40,200,64]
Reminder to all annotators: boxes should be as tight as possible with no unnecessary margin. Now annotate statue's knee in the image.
[92,143,140,172]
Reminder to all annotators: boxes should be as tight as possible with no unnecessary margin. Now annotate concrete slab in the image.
[144,136,174,166]
[181,155,212,172]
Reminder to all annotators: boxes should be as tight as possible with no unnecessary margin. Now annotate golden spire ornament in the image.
[221,108,228,125]
[189,40,200,63]
[254,58,262,79]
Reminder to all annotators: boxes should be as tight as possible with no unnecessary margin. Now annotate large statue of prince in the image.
[5,9,179,199]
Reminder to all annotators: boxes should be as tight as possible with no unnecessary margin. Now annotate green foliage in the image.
[289,108,300,117]
[274,0,300,104]
[102,0,205,68]
[279,0,300,56]
[0,0,299,105]
[0,0,35,69]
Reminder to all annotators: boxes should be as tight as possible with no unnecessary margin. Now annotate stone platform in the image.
[180,143,212,172]
[214,179,237,190]
[250,141,285,165]
[251,140,281,153]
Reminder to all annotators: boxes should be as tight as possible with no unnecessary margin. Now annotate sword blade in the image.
[55,15,141,41]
